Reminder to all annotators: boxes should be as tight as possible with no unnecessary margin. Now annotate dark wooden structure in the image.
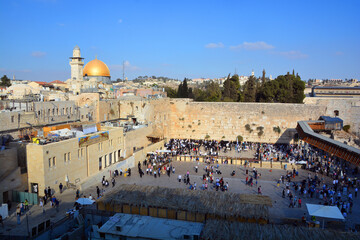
[296,121,360,166]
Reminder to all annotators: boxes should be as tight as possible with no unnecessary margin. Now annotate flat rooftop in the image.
[98,213,203,239]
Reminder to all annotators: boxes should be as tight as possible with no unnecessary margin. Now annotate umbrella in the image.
[76,198,95,205]
[296,161,308,165]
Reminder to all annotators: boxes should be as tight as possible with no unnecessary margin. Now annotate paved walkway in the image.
[2,150,359,236]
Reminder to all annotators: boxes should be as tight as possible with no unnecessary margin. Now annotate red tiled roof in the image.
[50,80,65,84]
[33,81,54,87]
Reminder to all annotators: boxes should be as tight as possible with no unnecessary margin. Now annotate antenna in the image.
[122,61,125,81]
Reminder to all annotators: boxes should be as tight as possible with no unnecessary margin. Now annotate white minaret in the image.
[69,45,84,81]
[251,69,254,76]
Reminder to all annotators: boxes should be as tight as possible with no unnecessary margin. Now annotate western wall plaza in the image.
[1,1,360,239]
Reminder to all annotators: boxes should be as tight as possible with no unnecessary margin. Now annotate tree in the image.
[229,74,241,101]
[182,78,189,98]
[222,74,232,101]
[243,76,257,102]
[165,87,177,98]
[0,75,11,87]
[192,88,207,101]
[177,82,183,98]
[206,81,222,102]
[262,69,266,84]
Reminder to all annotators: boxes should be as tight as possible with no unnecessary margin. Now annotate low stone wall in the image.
[174,155,298,170]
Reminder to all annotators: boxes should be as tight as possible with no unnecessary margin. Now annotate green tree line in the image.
[165,71,305,103]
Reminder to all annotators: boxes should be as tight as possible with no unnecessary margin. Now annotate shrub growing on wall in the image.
[245,124,253,133]
[273,126,281,135]
[343,125,350,133]
[257,126,264,138]
[236,135,243,142]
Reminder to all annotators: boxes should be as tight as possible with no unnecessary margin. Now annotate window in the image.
[118,150,121,160]
[110,139,113,146]
[104,155,108,167]
[49,158,52,168]
[52,108,55,115]
[52,157,56,166]
[98,143,101,151]
[11,116,14,123]
[109,153,112,165]
[99,157,102,170]
[78,149,80,159]
[114,151,116,162]
[68,152,71,161]
[64,153,67,162]
[334,110,339,117]
[81,148,84,158]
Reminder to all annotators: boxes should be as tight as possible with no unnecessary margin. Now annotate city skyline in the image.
[0,0,359,82]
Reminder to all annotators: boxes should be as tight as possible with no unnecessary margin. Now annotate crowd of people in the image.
[166,139,259,157]
[25,138,358,230]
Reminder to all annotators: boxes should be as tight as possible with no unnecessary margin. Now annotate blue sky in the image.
[0,0,359,82]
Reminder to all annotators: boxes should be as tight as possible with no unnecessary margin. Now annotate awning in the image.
[306,203,344,220]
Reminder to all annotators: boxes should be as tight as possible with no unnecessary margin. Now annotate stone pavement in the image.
[2,150,359,237]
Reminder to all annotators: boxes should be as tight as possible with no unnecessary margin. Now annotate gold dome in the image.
[83,58,110,77]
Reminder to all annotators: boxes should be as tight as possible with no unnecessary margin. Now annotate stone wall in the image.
[304,97,360,137]
[123,126,153,158]
[167,99,326,143]
[0,111,35,134]
[0,148,18,178]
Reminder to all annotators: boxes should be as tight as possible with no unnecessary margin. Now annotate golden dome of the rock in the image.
[83,58,110,77]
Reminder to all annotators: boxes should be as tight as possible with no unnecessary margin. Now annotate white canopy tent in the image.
[76,198,95,205]
[156,150,172,153]
[306,203,344,228]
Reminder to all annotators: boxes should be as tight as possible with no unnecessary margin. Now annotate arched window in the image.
[334,110,339,117]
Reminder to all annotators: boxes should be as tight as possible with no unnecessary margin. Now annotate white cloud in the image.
[230,41,274,50]
[275,50,308,59]
[31,51,47,57]
[205,42,224,48]
[118,19,123,24]
[124,61,140,71]
[109,61,140,72]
